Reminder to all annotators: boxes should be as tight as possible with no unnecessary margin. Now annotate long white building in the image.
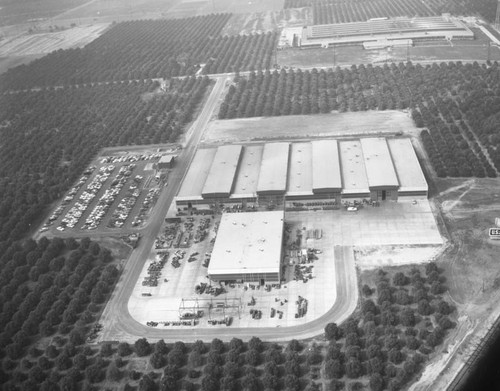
[174,137,428,209]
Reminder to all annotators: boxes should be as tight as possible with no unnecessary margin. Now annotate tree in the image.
[201,374,219,391]
[362,284,373,297]
[287,339,302,352]
[325,359,344,379]
[242,373,260,391]
[247,337,263,352]
[135,338,152,357]
[85,365,104,384]
[393,272,409,286]
[192,340,206,354]
[73,353,88,370]
[139,373,157,391]
[229,337,244,352]
[220,376,237,391]
[223,361,239,378]
[262,373,279,389]
[210,338,225,354]
[188,350,203,368]
[100,342,113,357]
[150,351,166,369]
[284,374,300,391]
[388,348,403,365]
[207,351,224,366]
[167,348,185,367]
[306,345,322,365]
[345,358,362,379]
[244,348,259,366]
[418,299,434,316]
[118,342,132,357]
[106,361,121,381]
[325,323,342,340]
[400,308,416,327]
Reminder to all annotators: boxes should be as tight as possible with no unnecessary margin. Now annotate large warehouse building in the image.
[175,137,428,209]
[208,211,284,283]
[295,16,474,49]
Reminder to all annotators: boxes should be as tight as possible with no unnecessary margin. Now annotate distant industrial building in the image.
[174,137,428,209]
[208,211,284,283]
[281,16,473,49]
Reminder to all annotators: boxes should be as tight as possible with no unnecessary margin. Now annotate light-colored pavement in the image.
[98,75,231,341]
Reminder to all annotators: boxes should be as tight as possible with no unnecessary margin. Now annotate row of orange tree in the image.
[218,62,499,178]
[0,14,278,91]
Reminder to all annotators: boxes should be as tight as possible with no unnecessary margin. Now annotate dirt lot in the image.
[277,29,500,69]
[221,7,311,35]
[0,24,108,57]
[202,110,415,144]
[405,178,500,390]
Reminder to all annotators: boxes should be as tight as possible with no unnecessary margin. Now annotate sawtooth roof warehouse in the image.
[175,137,428,209]
[183,137,428,284]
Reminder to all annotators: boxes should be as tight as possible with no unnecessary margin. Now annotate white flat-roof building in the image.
[174,137,428,208]
[257,143,290,196]
[230,145,263,200]
[287,142,313,197]
[339,140,370,198]
[176,148,216,203]
[208,211,284,283]
[202,145,242,198]
[387,138,428,198]
[297,16,473,48]
[311,140,342,199]
[360,137,399,201]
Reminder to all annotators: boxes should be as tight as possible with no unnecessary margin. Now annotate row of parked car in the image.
[40,166,97,233]
[56,165,115,231]
[82,164,136,230]
[108,178,142,228]
[100,152,164,165]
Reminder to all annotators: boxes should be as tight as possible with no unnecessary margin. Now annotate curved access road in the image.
[98,75,358,343]
[99,244,358,343]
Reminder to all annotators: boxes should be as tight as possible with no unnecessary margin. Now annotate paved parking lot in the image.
[128,199,443,329]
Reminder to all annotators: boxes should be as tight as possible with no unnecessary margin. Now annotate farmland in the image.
[283,0,497,24]
[0,0,500,389]
[0,14,279,90]
[0,24,109,57]
[217,62,500,178]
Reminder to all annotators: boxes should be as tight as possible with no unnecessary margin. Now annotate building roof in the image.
[311,140,342,193]
[257,143,290,195]
[360,138,399,189]
[208,211,284,276]
[202,145,242,198]
[339,140,370,195]
[159,155,175,164]
[300,16,473,47]
[231,145,263,199]
[287,142,313,196]
[176,148,216,201]
[387,138,428,193]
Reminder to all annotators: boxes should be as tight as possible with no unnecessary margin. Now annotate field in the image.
[0,0,88,26]
[203,110,415,144]
[221,7,310,35]
[0,23,108,56]
[399,177,500,390]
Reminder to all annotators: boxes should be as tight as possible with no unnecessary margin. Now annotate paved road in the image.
[99,241,357,343]
[97,74,359,343]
